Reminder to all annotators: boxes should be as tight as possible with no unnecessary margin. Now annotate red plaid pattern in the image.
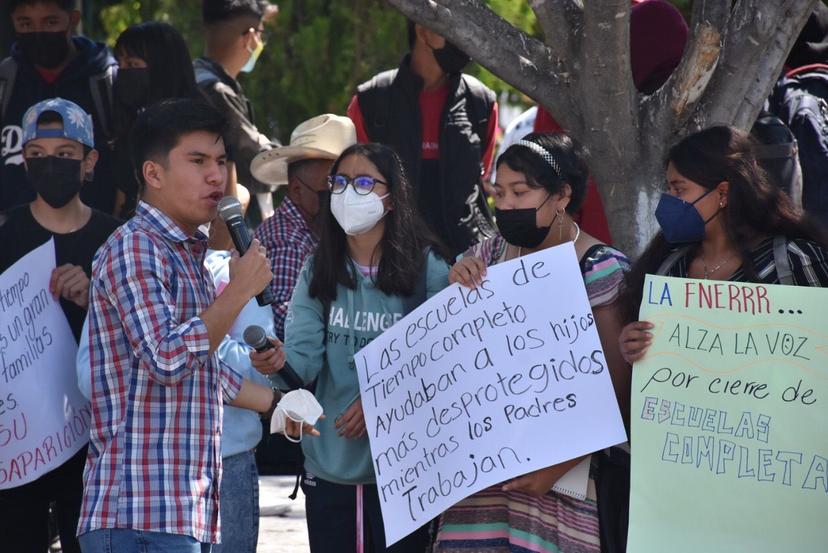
[78,202,242,543]
[254,196,318,340]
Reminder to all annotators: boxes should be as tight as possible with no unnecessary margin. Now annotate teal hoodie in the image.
[284,250,450,484]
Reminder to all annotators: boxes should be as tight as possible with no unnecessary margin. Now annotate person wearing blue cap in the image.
[1,0,118,215]
[0,97,120,553]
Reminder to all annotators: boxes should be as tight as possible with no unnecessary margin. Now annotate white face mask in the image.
[269,389,324,443]
[330,186,389,236]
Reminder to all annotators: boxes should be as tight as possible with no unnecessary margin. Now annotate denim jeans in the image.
[78,528,212,552]
[213,449,259,553]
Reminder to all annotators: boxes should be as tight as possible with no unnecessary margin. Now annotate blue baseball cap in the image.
[22,98,94,149]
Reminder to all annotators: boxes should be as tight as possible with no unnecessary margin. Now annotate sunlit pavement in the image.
[257,476,310,552]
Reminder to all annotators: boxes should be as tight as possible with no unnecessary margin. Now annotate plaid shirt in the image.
[78,202,243,543]
[254,196,318,340]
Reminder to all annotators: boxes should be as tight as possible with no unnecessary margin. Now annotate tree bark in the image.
[387,0,820,256]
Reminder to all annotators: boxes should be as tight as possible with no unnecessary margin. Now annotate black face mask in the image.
[16,31,71,69]
[26,156,84,208]
[316,189,330,210]
[114,68,150,109]
[308,190,330,233]
[432,42,470,74]
[495,194,554,249]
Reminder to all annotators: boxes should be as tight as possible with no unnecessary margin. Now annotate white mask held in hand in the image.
[270,389,324,443]
[330,186,389,235]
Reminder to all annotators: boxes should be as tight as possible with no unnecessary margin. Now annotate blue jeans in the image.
[213,449,259,553]
[78,528,212,552]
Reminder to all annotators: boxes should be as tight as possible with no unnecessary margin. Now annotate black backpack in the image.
[750,111,803,208]
[768,64,828,223]
[0,56,116,140]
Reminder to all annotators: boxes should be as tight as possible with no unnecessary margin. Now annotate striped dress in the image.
[436,235,629,553]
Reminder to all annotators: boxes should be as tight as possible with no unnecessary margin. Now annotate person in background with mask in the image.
[111,21,203,218]
[439,133,630,553]
[251,113,356,340]
[251,143,451,553]
[619,126,828,362]
[196,0,278,227]
[0,97,120,553]
[1,0,117,215]
[348,20,498,258]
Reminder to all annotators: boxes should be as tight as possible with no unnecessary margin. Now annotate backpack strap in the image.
[195,64,221,87]
[773,236,794,285]
[656,246,691,276]
[0,57,18,123]
[88,64,116,142]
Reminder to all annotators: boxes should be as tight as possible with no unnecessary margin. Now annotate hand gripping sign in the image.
[355,243,627,545]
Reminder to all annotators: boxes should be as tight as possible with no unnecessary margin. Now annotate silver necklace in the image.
[703,256,731,279]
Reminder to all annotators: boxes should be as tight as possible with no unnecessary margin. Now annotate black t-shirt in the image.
[0,205,121,341]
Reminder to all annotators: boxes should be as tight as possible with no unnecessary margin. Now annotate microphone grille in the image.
[218,196,243,222]
[243,325,266,348]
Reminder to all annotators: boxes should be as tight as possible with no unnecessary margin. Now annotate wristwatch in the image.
[263,388,283,420]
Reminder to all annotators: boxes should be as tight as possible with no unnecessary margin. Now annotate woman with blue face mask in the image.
[252,143,452,553]
[619,125,828,363]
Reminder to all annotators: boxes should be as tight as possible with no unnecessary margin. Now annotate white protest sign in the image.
[355,242,628,545]
[0,239,90,489]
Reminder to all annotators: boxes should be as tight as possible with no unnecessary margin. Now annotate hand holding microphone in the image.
[219,196,275,306]
[244,325,304,390]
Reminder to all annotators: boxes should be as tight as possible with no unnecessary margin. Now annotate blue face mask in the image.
[240,42,263,73]
[655,189,718,244]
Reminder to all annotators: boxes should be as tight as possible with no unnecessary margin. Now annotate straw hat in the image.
[251,114,356,186]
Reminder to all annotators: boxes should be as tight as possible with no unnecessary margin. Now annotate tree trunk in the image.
[387,0,819,256]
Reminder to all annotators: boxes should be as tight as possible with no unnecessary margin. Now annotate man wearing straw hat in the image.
[252,113,356,340]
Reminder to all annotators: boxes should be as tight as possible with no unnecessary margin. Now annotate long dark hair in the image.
[496,132,590,213]
[113,22,199,141]
[308,143,450,305]
[112,22,199,215]
[620,125,828,323]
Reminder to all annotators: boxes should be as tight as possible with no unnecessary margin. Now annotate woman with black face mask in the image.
[619,126,828,363]
[440,132,631,553]
[111,22,200,217]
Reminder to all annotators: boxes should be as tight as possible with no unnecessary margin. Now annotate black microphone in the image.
[243,325,304,390]
[218,196,275,306]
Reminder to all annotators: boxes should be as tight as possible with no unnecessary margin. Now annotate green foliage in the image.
[242,0,409,141]
[82,0,700,141]
[95,0,410,142]
[98,2,142,44]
